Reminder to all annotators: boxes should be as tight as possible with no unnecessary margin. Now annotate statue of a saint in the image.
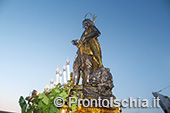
[72,13,103,85]
[71,13,115,100]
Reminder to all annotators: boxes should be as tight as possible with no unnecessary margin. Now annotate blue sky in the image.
[0,0,170,113]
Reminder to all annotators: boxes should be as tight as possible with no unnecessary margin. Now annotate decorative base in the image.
[59,105,121,113]
[68,85,121,113]
[75,106,121,113]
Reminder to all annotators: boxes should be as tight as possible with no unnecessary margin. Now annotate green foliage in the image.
[38,93,49,105]
[18,86,63,112]
[19,96,27,113]
[19,82,78,113]
[71,95,78,113]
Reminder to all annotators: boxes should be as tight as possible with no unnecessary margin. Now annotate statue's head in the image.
[83,13,97,29]
[82,19,93,29]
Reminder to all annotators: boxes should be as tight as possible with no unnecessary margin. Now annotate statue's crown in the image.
[84,13,97,24]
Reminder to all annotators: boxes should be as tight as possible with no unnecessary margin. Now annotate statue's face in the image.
[83,19,92,29]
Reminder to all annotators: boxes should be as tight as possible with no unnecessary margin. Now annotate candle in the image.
[59,71,62,84]
[63,65,67,84]
[45,84,50,91]
[54,81,57,86]
[56,68,59,85]
[50,78,54,89]
[66,58,70,81]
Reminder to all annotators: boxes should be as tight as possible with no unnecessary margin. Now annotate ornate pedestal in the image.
[75,107,121,113]
[60,105,121,113]
[68,84,121,113]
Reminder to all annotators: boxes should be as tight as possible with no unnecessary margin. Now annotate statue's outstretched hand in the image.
[81,36,86,42]
[71,39,79,46]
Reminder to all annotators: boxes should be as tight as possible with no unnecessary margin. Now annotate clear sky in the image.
[0,0,170,113]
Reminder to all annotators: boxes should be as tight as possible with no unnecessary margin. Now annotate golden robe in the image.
[77,27,103,71]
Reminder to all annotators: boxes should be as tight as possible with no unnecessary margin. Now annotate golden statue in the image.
[72,13,103,85]
[70,13,121,113]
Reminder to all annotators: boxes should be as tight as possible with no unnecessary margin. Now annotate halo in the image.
[84,13,97,24]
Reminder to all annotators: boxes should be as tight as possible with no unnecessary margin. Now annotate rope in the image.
[158,84,170,92]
